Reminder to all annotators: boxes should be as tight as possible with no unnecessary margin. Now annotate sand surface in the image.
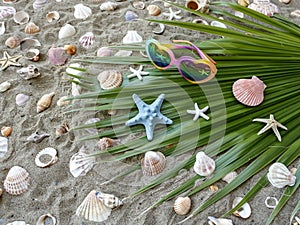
[0,0,300,224]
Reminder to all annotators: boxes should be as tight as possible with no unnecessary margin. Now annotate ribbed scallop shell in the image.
[76,190,112,222]
[96,191,123,208]
[0,136,8,158]
[24,22,40,34]
[0,6,16,19]
[248,0,278,16]
[95,137,118,150]
[4,166,30,195]
[79,32,94,48]
[100,1,118,11]
[97,70,123,90]
[232,76,266,106]
[141,151,166,176]
[35,147,58,168]
[174,196,191,215]
[267,162,296,188]
[58,24,76,39]
[6,36,20,49]
[122,30,143,44]
[36,92,55,113]
[69,148,96,177]
[193,151,215,176]
[33,0,48,11]
[147,5,161,16]
[74,3,92,19]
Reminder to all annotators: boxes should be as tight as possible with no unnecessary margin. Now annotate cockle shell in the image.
[132,1,145,10]
[173,196,191,215]
[69,147,96,177]
[95,137,118,150]
[97,70,123,90]
[35,147,58,168]
[100,1,118,11]
[57,96,71,107]
[26,131,49,143]
[33,0,48,11]
[95,191,123,208]
[55,123,69,137]
[232,76,266,106]
[17,65,40,80]
[5,36,20,48]
[76,190,112,222]
[7,221,30,225]
[74,3,92,19]
[97,47,113,57]
[0,81,11,92]
[1,126,12,137]
[185,0,210,13]
[232,197,251,219]
[267,162,296,188]
[222,171,238,183]
[122,30,143,44]
[141,151,166,176]
[147,5,161,16]
[64,44,76,55]
[25,48,40,62]
[36,92,55,113]
[125,10,138,21]
[58,24,76,39]
[24,22,40,34]
[4,166,30,195]
[193,151,215,176]
[0,6,16,19]
[208,216,233,225]
[16,93,30,106]
[47,46,68,66]
[36,213,56,225]
[13,11,29,25]
[248,0,278,16]
[79,32,95,48]
[46,11,60,22]
[0,136,8,158]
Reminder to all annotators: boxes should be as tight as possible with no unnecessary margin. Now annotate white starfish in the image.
[187,103,209,121]
[127,65,149,81]
[163,7,182,20]
[253,114,287,142]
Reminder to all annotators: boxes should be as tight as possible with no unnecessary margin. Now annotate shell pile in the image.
[4,166,30,195]
[141,151,166,176]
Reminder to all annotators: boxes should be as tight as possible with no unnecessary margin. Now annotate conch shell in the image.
[36,92,55,113]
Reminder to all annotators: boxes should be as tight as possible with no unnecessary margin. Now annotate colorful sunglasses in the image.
[145,39,217,84]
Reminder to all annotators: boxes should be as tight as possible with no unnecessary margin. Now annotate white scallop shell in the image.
[33,0,48,11]
[208,216,233,225]
[69,148,96,177]
[122,30,143,44]
[36,92,55,113]
[4,166,30,195]
[79,32,95,48]
[36,213,56,225]
[100,1,118,11]
[35,147,58,168]
[132,1,145,10]
[232,197,251,219]
[74,3,92,19]
[141,151,166,176]
[0,6,16,19]
[13,11,30,25]
[174,196,191,215]
[16,93,30,106]
[17,65,40,80]
[0,136,8,158]
[193,151,215,176]
[95,191,123,208]
[7,221,30,225]
[58,24,76,39]
[97,70,123,90]
[267,162,296,188]
[0,81,11,93]
[46,11,60,22]
[248,0,278,16]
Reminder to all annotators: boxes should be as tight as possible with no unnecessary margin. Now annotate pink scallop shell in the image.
[232,76,266,106]
[248,0,278,17]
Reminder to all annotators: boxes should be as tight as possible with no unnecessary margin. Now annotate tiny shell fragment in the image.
[291,10,300,17]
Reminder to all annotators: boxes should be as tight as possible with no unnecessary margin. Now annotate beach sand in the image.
[0,0,300,224]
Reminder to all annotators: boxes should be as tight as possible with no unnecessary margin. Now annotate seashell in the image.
[267,162,296,188]
[69,147,96,177]
[114,50,132,57]
[0,81,11,92]
[132,1,145,10]
[74,3,92,19]
[6,221,30,225]
[1,126,12,137]
[208,216,233,225]
[76,190,112,222]
[36,92,55,113]
[3,0,17,3]
[211,20,227,29]
[291,10,300,17]
[209,185,219,191]
[5,36,20,48]
[0,187,2,197]
[235,11,244,18]
[36,213,56,225]
[46,11,60,22]
[232,197,251,219]
[97,70,123,90]
[248,0,278,17]
[66,63,83,76]
[97,47,113,57]
[95,137,119,150]
[125,10,138,21]
[0,136,8,158]
[4,166,30,195]
[192,18,209,25]
[185,0,210,13]
[13,11,29,25]
[238,0,249,7]
[35,147,58,168]
[24,22,40,34]
[173,196,191,215]
[107,109,117,116]
[57,96,71,107]
[150,22,165,35]
[56,123,69,137]
[122,30,143,44]
[0,6,16,19]
[20,38,41,51]
[193,151,215,177]
[79,32,95,48]
[141,151,166,176]
[26,131,49,143]
[25,48,40,62]
[58,24,76,39]
[232,76,266,106]
[16,93,30,106]
[17,65,40,80]
[72,78,82,96]
[0,21,5,35]
[100,1,118,11]
[222,171,238,183]
[33,0,48,11]
[95,191,123,208]
[64,44,76,55]
[147,5,161,16]
[265,196,278,209]
[47,46,68,66]
[84,118,100,134]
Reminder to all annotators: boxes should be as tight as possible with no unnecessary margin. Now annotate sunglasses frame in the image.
[146,39,217,84]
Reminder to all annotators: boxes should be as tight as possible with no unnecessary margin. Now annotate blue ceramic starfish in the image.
[126,93,173,141]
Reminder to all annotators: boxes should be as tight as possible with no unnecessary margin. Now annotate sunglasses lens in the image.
[180,60,213,83]
[147,42,171,68]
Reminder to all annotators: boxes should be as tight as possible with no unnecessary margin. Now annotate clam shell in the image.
[97,47,113,57]
[97,70,123,90]
[33,0,48,11]
[232,197,251,219]
[0,6,16,19]
[13,11,29,25]
[74,3,92,19]
[58,23,76,39]
[125,10,138,21]
[208,216,233,225]
[16,93,30,106]
[1,126,12,137]
[222,171,238,183]
[174,196,191,215]
[25,48,40,62]
[57,96,71,107]
[96,191,123,208]
[95,137,118,150]
[132,1,145,10]
[55,123,69,137]
[5,36,20,48]
[7,222,30,225]
[147,5,161,16]
[79,32,95,48]
[0,81,11,92]
[35,147,58,168]
[122,30,143,44]
[46,11,60,22]
[36,213,56,225]
[100,1,118,11]
[26,131,49,143]
[232,76,266,106]
[76,190,112,222]
[69,147,96,177]
[47,46,68,66]
[17,64,40,80]
[267,162,296,188]
[0,136,8,158]
[64,44,76,55]
[193,151,215,177]
[141,151,166,176]
[24,22,40,34]
[4,166,30,195]
[248,0,278,16]
[36,92,55,113]
[20,38,41,51]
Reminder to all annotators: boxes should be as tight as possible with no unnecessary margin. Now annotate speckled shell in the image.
[16,93,30,106]
[46,11,60,22]
[74,3,92,19]
[0,6,16,19]
[4,166,30,195]
[141,151,166,176]
[232,76,266,106]
[58,24,76,39]
[79,32,94,48]
[193,151,215,176]
[35,147,58,168]
[174,196,191,215]
[13,11,29,25]
[76,190,112,222]
[96,191,123,208]
[248,0,278,16]
[1,126,12,137]
[0,136,8,158]
[69,148,96,177]
[24,22,40,34]
[33,0,48,11]
[36,213,56,225]
[100,1,118,11]
[97,70,123,90]
[36,92,55,113]
[122,30,143,44]
[267,162,296,188]
[0,81,11,92]
[95,137,118,150]
[17,65,40,80]
[147,5,161,16]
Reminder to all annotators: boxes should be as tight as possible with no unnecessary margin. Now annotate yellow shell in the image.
[97,70,122,90]
[1,126,12,137]
[24,22,40,34]
[4,166,30,195]
[64,44,77,55]
[147,5,161,16]
[174,196,191,215]
[37,92,55,113]
[237,0,249,7]
[141,151,166,176]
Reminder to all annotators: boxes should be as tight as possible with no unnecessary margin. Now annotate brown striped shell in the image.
[4,166,30,195]
[174,196,191,215]
[24,22,40,34]
[141,151,166,176]
[97,70,123,90]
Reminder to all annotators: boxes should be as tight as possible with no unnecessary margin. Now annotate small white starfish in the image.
[163,7,182,20]
[187,103,209,121]
[253,114,287,142]
[127,65,149,81]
